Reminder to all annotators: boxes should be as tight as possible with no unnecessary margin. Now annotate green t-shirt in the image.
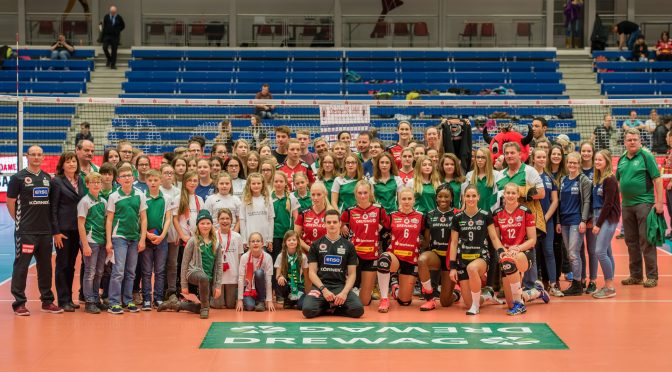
[272,192,298,239]
[200,242,215,281]
[413,182,437,215]
[323,177,335,201]
[373,176,403,214]
[100,187,116,201]
[77,193,107,245]
[146,191,169,233]
[333,176,358,211]
[444,180,462,210]
[474,176,496,211]
[616,148,660,207]
[294,190,312,211]
[107,187,148,241]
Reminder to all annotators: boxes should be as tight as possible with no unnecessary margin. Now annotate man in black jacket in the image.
[101,5,125,69]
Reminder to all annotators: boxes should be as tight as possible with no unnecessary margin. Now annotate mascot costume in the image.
[440,118,472,172]
[481,119,534,163]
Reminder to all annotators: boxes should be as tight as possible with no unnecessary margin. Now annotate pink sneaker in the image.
[419,300,436,311]
[378,298,390,313]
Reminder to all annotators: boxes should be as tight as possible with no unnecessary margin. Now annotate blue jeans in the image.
[109,238,139,306]
[242,269,267,311]
[141,240,168,303]
[565,20,580,37]
[581,224,598,281]
[82,242,106,303]
[594,208,616,281]
[543,219,557,283]
[562,225,585,281]
[627,29,641,51]
[50,50,70,60]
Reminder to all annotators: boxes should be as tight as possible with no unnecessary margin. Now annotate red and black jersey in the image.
[386,143,404,168]
[340,203,389,260]
[493,205,535,248]
[398,169,414,185]
[276,160,315,191]
[295,207,327,248]
[388,210,424,264]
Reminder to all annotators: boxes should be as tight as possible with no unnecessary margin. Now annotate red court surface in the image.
[1,238,670,372]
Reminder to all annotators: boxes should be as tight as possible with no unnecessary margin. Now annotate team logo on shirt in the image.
[33,187,48,198]
[319,243,327,252]
[337,247,346,254]
[24,177,33,185]
[440,216,446,223]
[468,220,474,227]
[404,218,410,224]
[363,213,369,219]
[508,218,514,224]
[411,218,419,224]
[515,216,523,222]
[324,255,342,265]
[475,220,483,226]
[42,179,49,186]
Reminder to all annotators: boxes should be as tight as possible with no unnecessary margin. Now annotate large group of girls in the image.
[67,118,621,319]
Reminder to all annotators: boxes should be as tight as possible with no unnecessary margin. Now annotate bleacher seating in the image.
[123,48,564,97]
[593,50,672,96]
[0,104,75,155]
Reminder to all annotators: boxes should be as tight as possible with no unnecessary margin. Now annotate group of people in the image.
[7,116,663,320]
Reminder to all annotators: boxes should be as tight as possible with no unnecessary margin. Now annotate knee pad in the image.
[377,253,391,273]
[500,256,518,277]
[396,298,412,306]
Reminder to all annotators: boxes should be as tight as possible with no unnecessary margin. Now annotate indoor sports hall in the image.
[2,1,672,371]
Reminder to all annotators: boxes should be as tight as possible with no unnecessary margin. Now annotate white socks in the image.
[467,291,481,315]
[377,272,390,299]
[510,281,523,303]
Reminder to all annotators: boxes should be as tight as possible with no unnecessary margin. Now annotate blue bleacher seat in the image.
[17,49,95,59]
[592,50,656,60]
[0,70,90,82]
[0,118,71,128]
[595,61,672,72]
[0,144,62,154]
[0,132,67,141]
[0,81,85,94]
[3,60,94,71]
[291,60,342,71]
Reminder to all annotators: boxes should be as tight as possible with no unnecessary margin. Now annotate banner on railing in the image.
[319,104,370,145]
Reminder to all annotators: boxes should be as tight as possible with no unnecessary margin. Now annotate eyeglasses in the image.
[27,153,43,157]
[118,174,133,179]
[345,161,357,165]
[88,181,102,184]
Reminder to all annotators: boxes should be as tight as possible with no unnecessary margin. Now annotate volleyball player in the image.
[418,184,460,311]
[340,180,388,306]
[376,188,423,312]
[449,185,500,315]
[493,183,550,316]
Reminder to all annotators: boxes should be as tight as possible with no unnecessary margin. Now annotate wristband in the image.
[449,260,457,270]
[319,285,326,292]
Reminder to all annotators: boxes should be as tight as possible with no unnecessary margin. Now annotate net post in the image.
[17,100,24,170]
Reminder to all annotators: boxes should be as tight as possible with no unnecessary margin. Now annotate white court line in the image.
[657,247,672,256]
[0,261,37,286]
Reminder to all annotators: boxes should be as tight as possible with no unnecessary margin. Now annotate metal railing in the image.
[237,14,334,47]
[25,12,93,46]
[636,15,672,46]
[142,14,229,47]
[444,15,546,47]
[342,15,439,48]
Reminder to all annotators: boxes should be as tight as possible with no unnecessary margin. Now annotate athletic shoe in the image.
[549,284,564,297]
[643,279,658,288]
[62,303,75,312]
[453,289,462,304]
[85,303,100,314]
[102,298,110,307]
[481,286,502,305]
[276,296,285,304]
[432,289,440,301]
[506,301,527,316]
[133,292,143,306]
[200,308,209,319]
[621,277,643,286]
[564,272,574,281]
[153,301,163,309]
[390,283,400,300]
[157,298,179,312]
[69,301,81,310]
[585,281,597,294]
[466,307,479,316]
[254,302,266,312]
[372,285,381,301]
[283,301,293,310]
[534,281,550,304]
[562,280,583,296]
[378,298,390,313]
[351,287,360,296]
[125,303,140,313]
[615,233,624,239]
[592,287,616,299]
[419,299,436,311]
[96,302,109,311]
[107,305,123,315]
[41,303,64,314]
[14,305,30,316]
[412,283,421,297]
[142,301,152,311]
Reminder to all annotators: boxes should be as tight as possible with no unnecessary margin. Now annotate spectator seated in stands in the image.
[75,122,94,143]
[50,34,75,64]
[632,34,649,62]
[254,83,275,119]
[656,31,672,62]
